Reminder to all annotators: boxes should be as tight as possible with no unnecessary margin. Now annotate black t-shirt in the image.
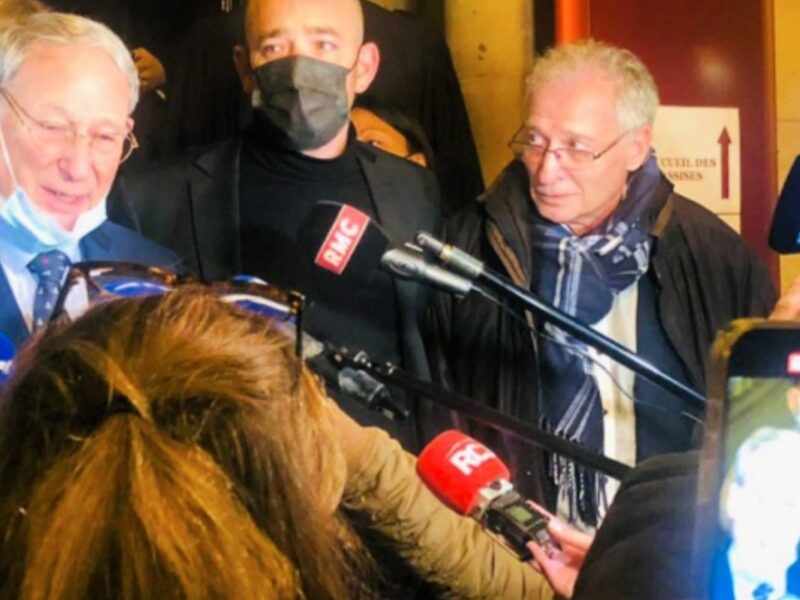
[238,119,401,366]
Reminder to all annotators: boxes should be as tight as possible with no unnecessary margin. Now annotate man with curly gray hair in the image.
[429,39,775,531]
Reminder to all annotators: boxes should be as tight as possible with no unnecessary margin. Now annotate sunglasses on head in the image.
[50,262,306,357]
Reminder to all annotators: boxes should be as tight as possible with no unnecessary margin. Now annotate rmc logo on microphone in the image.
[449,442,496,476]
[314,205,371,275]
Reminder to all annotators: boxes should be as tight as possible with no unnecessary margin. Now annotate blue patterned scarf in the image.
[526,154,667,525]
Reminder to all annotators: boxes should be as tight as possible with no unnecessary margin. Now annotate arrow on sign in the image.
[718,127,731,199]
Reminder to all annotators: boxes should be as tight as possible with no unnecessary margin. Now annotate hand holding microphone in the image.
[416,430,559,560]
[527,512,593,599]
[417,430,592,598]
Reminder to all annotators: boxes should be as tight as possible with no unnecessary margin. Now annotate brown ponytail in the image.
[0,289,375,599]
[22,415,298,600]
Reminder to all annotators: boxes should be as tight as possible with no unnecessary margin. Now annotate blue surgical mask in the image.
[0,120,106,252]
[0,186,107,251]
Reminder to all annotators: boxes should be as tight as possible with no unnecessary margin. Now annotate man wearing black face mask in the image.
[110,0,443,454]
[251,54,352,152]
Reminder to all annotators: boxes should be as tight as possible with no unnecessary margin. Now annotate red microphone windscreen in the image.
[416,430,511,515]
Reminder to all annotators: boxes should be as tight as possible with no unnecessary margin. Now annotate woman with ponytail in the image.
[0,287,559,600]
[0,288,373,600]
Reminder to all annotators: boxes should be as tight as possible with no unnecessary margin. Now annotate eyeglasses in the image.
[0,89,139,164]
[50,262,307,356]
[507,126,631,170]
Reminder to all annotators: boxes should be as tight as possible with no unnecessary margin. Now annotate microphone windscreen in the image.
[416,430,511,515]
[298,201,390,299]
[770,155,800,253]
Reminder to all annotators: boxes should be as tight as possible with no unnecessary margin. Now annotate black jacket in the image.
[573,451,701,600]
[428,160,777,508]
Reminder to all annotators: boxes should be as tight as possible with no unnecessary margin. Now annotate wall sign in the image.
[652,106,741,232]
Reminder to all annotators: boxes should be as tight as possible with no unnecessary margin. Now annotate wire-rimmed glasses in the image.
[507,126,631,170]
[0,88,139,164]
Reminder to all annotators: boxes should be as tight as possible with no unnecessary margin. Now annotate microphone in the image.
[337,364,409,421]
[415,231,486,280]
[300,202,475,299]
[299,201,391,297]
[380,247,473,296]
[305,343,409,422]
[267,319,407,422]
[416,430,556,560]
[296,204,417,421]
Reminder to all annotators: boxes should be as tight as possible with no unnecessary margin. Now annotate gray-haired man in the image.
[429,39,775,529]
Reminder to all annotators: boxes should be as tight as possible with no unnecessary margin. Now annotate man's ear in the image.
[626,124,653,171]
[353,41,380,94]
[233,45,256,94]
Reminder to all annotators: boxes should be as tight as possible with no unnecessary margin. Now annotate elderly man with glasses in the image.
[428,40,775,531]
[0,12,177,357]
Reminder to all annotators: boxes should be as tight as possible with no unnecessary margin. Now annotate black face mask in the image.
[253,55,351,151]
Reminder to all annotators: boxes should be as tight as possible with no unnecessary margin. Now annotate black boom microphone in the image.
[299,201,474,296]
[298,201,391,299]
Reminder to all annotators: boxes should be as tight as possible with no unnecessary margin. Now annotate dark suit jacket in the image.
[0,221,180,352]
[110,139,445,447]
